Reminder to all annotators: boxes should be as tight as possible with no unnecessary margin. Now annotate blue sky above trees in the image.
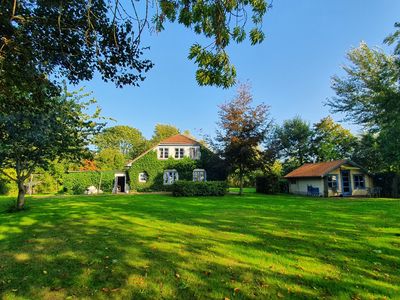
[77,0,400,139]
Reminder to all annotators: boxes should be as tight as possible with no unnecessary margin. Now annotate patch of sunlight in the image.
[0,226,22,234]
[295,256,341,278]
[38,288,68,300]
[0,234,5,240]
[14,253,30,262]
[127,274,148,288]
[19,216,38,226]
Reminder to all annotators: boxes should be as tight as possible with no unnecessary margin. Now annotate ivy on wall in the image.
[63,171,115,194]
[128,148,227,192]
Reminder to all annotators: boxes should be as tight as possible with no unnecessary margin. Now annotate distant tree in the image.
[215,84,271,195]
[95,149,126,171]
[0,0,269,88]
[0,80,104,210]
[327,41,400,171]
[352,133,384,173]
[275,117,313,167]
[311,116,357,162]
[94,125,147,159]
[151,124,180,144]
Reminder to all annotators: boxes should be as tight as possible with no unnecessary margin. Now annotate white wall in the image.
[289,178,324,196]
[156,145,201,160]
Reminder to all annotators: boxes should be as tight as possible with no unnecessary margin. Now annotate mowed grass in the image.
[0,193,399,300]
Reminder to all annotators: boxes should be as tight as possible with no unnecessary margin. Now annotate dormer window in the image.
[159,147,169,159]
[175,148,184,159]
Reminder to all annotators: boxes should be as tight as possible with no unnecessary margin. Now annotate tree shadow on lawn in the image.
[0,194,399,299]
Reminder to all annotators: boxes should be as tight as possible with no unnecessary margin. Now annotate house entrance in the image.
[117,176,125,193]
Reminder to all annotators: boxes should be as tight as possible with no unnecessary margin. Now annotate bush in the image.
[172,181,228,197]
[256,174,279,194]
[63,171,115,194]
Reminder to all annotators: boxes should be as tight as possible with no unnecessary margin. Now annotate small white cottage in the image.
[285,160,373,197]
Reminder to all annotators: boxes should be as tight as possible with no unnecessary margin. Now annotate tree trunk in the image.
[239,168,244,196]
[17,180,26,210]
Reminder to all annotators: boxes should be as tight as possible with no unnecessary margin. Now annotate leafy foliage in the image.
[311,116,357,162]
[275,117,313,167]
[0,77,105,208]
[327,41,400,171]
[151,124,180,144]
[63,171,115,195]
[172,180,228,197]
[94,126,148,159]
[0,0,269,88]
[214,83,272,194]
[94,148,126,171]
[255,174,279,194]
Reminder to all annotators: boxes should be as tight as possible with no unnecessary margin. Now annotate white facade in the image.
[157,144,201,160]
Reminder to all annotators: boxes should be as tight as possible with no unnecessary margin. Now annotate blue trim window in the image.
[353,174,365,189]
[327,174,338,189]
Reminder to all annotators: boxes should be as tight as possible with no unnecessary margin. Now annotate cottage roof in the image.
[158,134,199,145]
[284,160,366,178]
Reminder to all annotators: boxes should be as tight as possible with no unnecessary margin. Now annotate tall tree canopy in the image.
[151,124,180,144]
[327,40,400,171]
[311,116,356,162]
[275,116,313,169]
[94,125,147,158]
[0,0,269,88]
[215,84,271,195]
[0,79,104,209]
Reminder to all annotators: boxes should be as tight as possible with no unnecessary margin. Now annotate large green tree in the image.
[151,124,180,144]
[0,0,269,88]
[275,117,313,169]
[94,125,147,158]
[311,116,357,162]
[0,78,104,209]
[215,84,271,195]
[327,41,400,171]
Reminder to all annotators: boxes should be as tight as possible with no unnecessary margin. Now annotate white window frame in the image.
[193,169,206,182]
[138,172,148,183]
[189,147,200,159]
[163,169,179,185]
[175,148,184,159]
[159,147,169,159]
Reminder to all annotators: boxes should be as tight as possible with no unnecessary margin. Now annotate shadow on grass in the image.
[0,193,399,299]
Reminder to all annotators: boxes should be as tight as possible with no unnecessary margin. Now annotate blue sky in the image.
[79,0,400,139]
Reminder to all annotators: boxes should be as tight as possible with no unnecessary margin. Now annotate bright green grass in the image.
[0,193,399,300]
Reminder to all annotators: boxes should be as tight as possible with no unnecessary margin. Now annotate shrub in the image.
[63,171,115,194]
[172,180,228,197]
[256,174,279,194]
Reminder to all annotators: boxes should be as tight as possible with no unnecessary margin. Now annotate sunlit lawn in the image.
[0,193,399,299]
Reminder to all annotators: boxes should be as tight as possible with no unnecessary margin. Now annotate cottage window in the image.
[159,147,169,159]
[138,172,148,183]
[354,174,365,189]
[193,169,206,182]
[163,170,179,185]
[289,179,296,184]
[189,147,199,159]
[327,175,338,189]
[175,148,184,159]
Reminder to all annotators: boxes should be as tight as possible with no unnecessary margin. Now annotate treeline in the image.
[0,123,185,195]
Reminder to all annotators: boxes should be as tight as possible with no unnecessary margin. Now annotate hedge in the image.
[256,174,279,194]
[172,180,228,197]
[63,171,115,194]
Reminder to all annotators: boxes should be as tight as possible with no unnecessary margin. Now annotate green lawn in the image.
[0,193,399,300]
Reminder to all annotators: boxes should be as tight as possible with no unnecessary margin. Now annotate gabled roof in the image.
[284,160,366,178]
[158,134,200,145]
[125,134,200,167]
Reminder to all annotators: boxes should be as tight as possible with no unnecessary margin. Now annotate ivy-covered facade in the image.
[126,135,227,192]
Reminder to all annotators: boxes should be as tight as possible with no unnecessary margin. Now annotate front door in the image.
[341,170,351,196]
[117,176,125,193]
